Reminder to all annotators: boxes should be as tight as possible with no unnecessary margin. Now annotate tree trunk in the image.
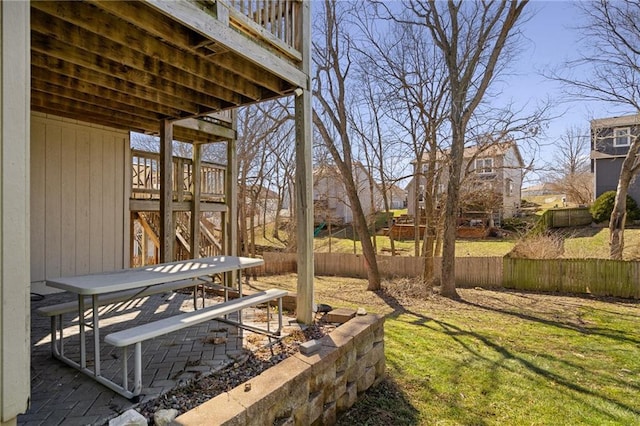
[347,181,381,291]
[440,129,463,299]
[609,141,638,259]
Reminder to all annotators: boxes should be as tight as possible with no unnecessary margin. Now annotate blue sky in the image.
[501,0,630,184]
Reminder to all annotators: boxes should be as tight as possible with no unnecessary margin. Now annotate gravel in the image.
[138,321,333,423]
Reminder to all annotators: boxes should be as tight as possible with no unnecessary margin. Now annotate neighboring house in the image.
[246,186,280,224]
[406,140,525,223]
[590,114,640,202]
[313,163,384,224]
[388,184,408,209]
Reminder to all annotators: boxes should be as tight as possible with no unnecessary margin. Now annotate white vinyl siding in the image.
[30,114,129,282]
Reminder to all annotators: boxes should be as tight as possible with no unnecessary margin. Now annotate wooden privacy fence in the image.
[503,257,640,298]
[259,252,640,298]
[536,207,593,231]
[260,252,503,288]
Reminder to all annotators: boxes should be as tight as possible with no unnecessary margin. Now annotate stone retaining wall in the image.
[174,314,385,425]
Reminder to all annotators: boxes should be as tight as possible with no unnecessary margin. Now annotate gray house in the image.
[590,114,640,202]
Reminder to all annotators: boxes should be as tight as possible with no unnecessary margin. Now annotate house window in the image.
[614,128,630,147]
[505,178,513,197]
[475,158,493,174]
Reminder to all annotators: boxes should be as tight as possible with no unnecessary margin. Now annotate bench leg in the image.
[133,342,142,396]
[122,346,129,393]
[50,315,64,358]
[278,297,283,335]
[78,296,86,368]
[92,295,101,376]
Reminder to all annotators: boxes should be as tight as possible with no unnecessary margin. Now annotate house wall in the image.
[594,157,640,203]
[405,176,419,217]
[502,147,523,217]
[30,113,129,283]
[314,173,349,223]
[1,2,31,423]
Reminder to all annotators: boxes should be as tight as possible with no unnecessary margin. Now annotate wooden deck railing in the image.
[226,0,302,60]
[131,150,225,202]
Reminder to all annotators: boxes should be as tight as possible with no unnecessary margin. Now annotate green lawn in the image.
[250,275,640,425]
[252,221,640,260]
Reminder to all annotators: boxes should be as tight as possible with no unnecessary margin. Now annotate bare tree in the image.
[543,126,593,205]
[401,0,530,298]
[348,75,406,256]
[551,0,640,259]
[312,0,382,290]
[236,101,291,257]
[356,10,450,281]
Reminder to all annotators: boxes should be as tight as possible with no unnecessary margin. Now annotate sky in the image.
[497,0,629,185]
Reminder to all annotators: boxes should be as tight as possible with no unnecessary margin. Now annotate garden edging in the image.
[173,314,385,425]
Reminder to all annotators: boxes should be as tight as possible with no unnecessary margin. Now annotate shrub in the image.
[507,233,564,259]
[501,217,531,233]
[590,191,640,224]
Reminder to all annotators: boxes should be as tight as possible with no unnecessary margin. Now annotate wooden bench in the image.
[104,288,288,398]
[37,278,208,359]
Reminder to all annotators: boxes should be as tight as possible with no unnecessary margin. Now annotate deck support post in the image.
[191,142,202,258]
[160,119,174,263]
[225,111,239,288]
[295,0,314,325]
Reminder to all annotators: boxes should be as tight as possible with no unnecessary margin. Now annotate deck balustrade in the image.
[227,0,302,59]
[131,150,225,203]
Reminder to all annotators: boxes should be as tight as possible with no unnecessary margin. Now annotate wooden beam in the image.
[31,74,185,118]
[160,120,174,263]
[135,212,161,248]
[191,144,202,258]
[295,1,314,324]
[31,88,163,125]
[30,28,236,109]
[225,110,238,288]
[145,0,306,89]
[31,56,203,115]
[130,199,228,213]
[92,0,290,95]
[174,118,236,141]
[32,2,272,102]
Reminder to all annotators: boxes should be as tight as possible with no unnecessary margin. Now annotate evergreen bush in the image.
[590,190,640,223]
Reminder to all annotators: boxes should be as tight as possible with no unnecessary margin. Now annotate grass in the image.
[249,275,640,425]
[251,219,640,260]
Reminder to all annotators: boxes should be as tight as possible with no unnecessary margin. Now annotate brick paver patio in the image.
[20,288,284,425]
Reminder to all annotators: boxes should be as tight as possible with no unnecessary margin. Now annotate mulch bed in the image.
[138,321,332,423]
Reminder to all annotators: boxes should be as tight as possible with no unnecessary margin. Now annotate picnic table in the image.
[41,255,277,398]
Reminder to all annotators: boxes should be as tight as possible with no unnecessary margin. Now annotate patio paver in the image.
[21,289,269,425]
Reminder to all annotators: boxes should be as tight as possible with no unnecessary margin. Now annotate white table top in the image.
[46,256,264,295]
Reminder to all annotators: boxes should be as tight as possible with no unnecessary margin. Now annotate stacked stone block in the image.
[174,314,385,425]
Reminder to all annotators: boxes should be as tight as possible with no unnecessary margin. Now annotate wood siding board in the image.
[119,136,129,269]
[101,133,117,271]
[89,129,104,273]
[30,119,47,282]
[45,123,63,279]
[75,130,92,276]
[60,126,77,276]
